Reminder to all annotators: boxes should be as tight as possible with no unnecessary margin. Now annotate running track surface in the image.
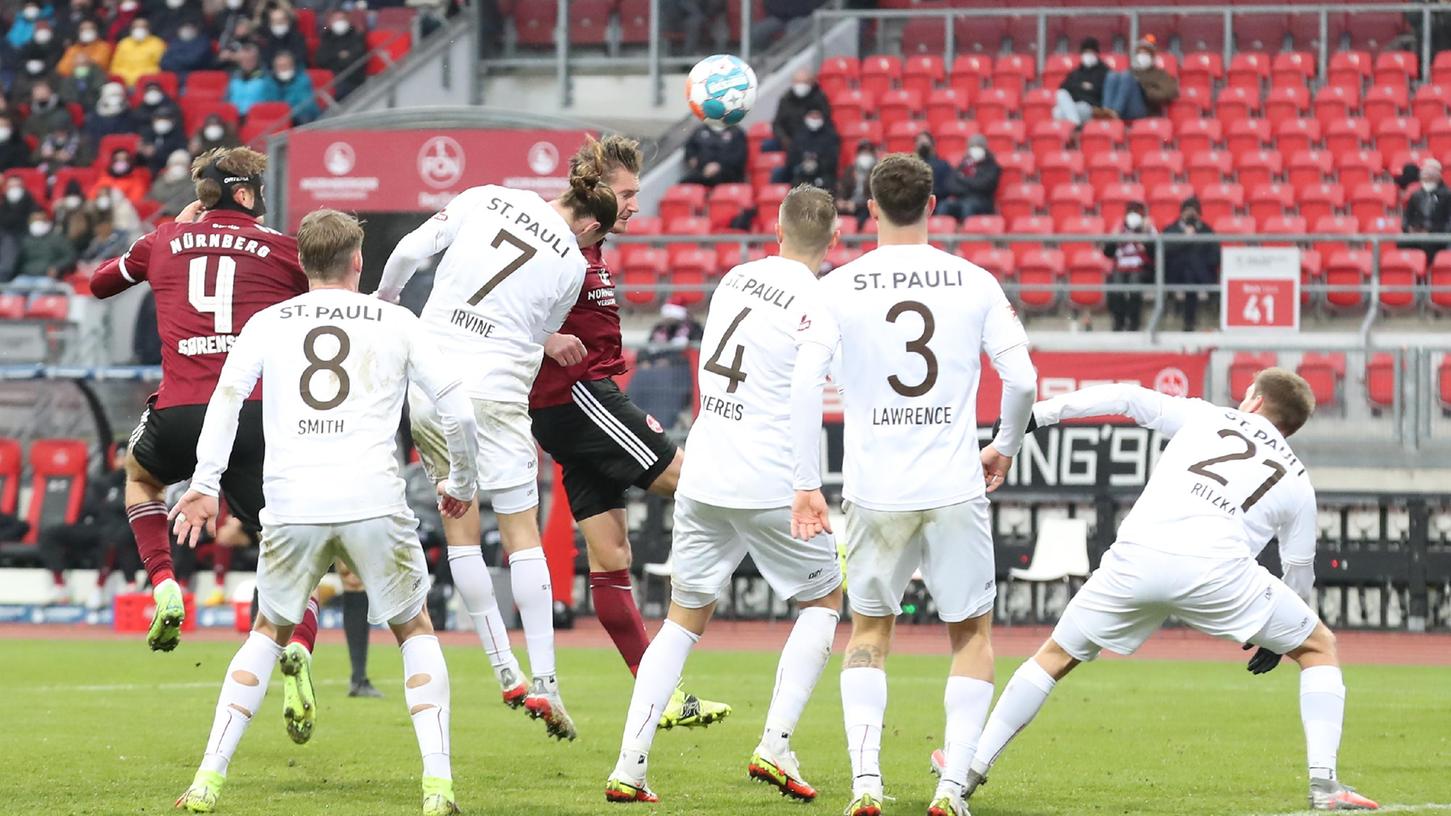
[4,620,1449,666]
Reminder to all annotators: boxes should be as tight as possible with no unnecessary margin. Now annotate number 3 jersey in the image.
[90,210,308,410]
[678,256,825,509]
[194,288,474,525]
[378,184,588,405]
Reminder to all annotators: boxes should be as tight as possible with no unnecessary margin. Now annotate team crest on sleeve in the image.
[797,315,812,331]
[646,414,663,433]
[432,212,448,221]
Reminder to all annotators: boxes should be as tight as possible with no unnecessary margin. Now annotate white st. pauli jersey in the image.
[678,256,825,509]
[800,244,1029,511]
[1035,385,1317,569]
[193,288,476,525]
[380,184,587,403]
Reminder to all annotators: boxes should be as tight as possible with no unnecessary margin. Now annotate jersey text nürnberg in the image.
[168,231,273,258]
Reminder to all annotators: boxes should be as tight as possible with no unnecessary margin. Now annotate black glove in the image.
[990,412,1038,440]
[1242,642,1283,675]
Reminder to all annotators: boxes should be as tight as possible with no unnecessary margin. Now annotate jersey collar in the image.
[199,210,260,226]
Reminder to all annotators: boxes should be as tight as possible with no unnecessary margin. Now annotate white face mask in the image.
[792,82,811,98]
[804,117,824,131]
[275,69,295,82]
[62,195,81,209]
[99,99,123,116]
[1135,52,1153,70]
[79,29,97,43]
[1423,178,1440,191]
[25,60,44,75]
[330,20,349,35]
[179,26,197,40]
[131,28,150,41]
[120,0,138,10]
[153,118,174,134]
[166,0,184,7]
[855,154,874,171]
[165,164,188,180]
[1125,211,1144,229]
[29,221,51,237]
[1080,52,1098,68]
[270,23,290,37]
[21,6,39,20]
[0,128,11,141]
[227,0,244,8]
[5,187,24,203]
[968,145,986,162]
[95,195,111,211]
[111,160,132,175]
[34,29,52,44]
[204,124,224,141]
[143,89,163,106]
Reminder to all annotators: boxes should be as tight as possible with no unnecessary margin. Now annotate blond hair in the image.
[297,209,364,282]
[1253,367,1316,436]
[779,184,837,254]
[191,146,267,210]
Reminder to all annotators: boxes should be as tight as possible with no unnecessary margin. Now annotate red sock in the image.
[127,501,174,586]
[51,571,65,586]
[213,546,233,585]
[289,598,320,653]
[589,569,649,675]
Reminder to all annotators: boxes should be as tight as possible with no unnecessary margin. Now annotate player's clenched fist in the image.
[544,332,587,366]
[980,445,1012,493]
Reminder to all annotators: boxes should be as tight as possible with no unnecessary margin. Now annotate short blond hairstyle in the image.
[191,146,267,209]
[779,184,837,254]
[297,209,364,282]
[1253,366,1316,436]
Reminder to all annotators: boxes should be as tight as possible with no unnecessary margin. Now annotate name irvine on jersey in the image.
[167,230,273,258]
[721,274,796,310]
[872,405,954,426]
[484,196,572,259]
[700,394,744,421]
[449,309,496,336]
[852,269,964,291]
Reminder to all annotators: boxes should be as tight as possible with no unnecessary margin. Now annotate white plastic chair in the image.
[1009,517,1091,622]
[641,556,673,617]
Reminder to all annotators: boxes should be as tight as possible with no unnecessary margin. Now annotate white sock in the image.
[1300,665,1345,782]
[401,634,452,781]
[971,658,1056,777]
[939,676,995,792]
[612,620,698,782]
[761,606,838,756]
[199,632,282,776]
[508,547,556,679]
[447,546,521,687]
[840,666,887,797]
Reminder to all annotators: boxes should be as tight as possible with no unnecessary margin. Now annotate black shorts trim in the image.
[530,378,676,521]
[129,397,266,531]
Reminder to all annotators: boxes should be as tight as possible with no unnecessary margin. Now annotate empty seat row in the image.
[0,439,90,562]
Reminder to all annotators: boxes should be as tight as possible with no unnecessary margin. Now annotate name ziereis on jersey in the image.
[484,195,572,259]
[851,269,964,291]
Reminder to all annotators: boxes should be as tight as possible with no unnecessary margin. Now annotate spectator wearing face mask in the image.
[80,189,136,263]
[5,1,50,50]
[315,11,365,99]
[147,149,196,216]
[33,123,84,173]
[217,17,259,67]
[130,80,176,129]
[58,21,112,77]
[914,131,953,203]
[836,139,876,227]
[89,148,150,205]
[681,121,748,187]
[265,51,319,125]
[1401,158,1451,261]
[944,134,1000,220]
[190,114,240,154]
[22,81,72,141]
[153,0,204,41]
[58,51,106,109]
[1162,196,1219,332]
[20,20,62,72]
[226,45,275,115]
[1102,201,1153,331]
[106,0,142,43]
[15,210,76,283]
[13,28,62,104]
[0,176,40,280]
[53,180,93,253]
[1102,36,1178,122]
[160,20,214,78]
[111,18,167,87]
[52,0,96,44]
[137,107,186,174]
[1055,37,1107,126]
[84,83,134,149]
[771,68,831,153]
[0,115,29,171]
[779,107,839,191]
[260,7,309,69]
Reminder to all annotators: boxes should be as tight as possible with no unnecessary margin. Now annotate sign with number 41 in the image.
[1220,247,1300,332]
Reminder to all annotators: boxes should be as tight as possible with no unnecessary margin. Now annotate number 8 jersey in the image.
[91,210,308,409]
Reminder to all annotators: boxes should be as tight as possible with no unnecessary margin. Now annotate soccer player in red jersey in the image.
[529,136,730,727]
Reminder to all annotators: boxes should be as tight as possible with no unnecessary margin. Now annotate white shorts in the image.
[670,496,842,610]
[256,512,430,628]
[844,497,995,623]
[1051,542,1320,661]
[410,387,540,514]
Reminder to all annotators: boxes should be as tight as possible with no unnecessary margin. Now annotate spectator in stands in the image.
[646,297,704,350]
[782,107,839,191]
[57,20,112,76]
[261,6,310,68]
[771,68,831,153]
[147,149,196,216]
[53,0,97,45]
[15,210,77,282]
[1162,196,1219,332]
[1055,37,1107,126]
[160,19,215,77]
[837,139,876,227]
[90,147,150,205]
[111,18,167,87]
[21,21,62,73]
[943,133,1000,220]
[227,44,275,115]
[1102,36,1178,122]
[38,456,138,608]
[915,131,953,205]
[751,0,825,52]
[55,181,93,253]
[5,1,47,50]
[217,15,259,68]
[1401,159,1451,262]
[190,113,241,154]
[138,106,187,174]
[155,0,205,41]
[0,114,29,170]
[0,176,40,280]
[682,121,748,187]
[106,0,143,43]
[1103,201,1153,332]
[132,79,177,129]
[84,83,135,149]
[316,10,366,99]
[266,51,320,125]
[79,189,138,263]
[33,122,85,174]
[13,35,60,104]
[57,51,106,109]
[21,81,72,141]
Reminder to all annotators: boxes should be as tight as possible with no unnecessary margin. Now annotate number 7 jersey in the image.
[90,210,308,410]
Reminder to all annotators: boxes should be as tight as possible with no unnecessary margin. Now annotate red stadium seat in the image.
[1227,52,1271,91]
[1213,214,1257,241]
[999,182,1045,222]
[927,215,958,250]
[1229,352,1278,401]
[23,440,88,544]
[958,214,1006,259]
[660,184,707,224]
[1272,51,1316,89]
[817,56,859,98]
[1430,119,1451,158]
[1288,150,1334,189]
[1057,213,1105,256]
[1187,149,1233,190]
[1430,252,1451,311]
[1042,54,1077,94]
[96,133,142,162]
[1016,248,1065,310]
[1038,151,1084,193]
[996,152,1035,187]
[1099,182,1146,229]
[967,247,1014,280]
[901,17,947,55]
[974,87,1018,126]
[1312,213,1360,259]
[954,17,1008,56]
[1235,150,1281,193]
[860,55,903,97]
[935,120,976,163]
[1347,14,1406,52]
[1199,182,1245,225]
[902,55,945,98]
[245,100,293,128]
[1067,250,1110,309]
[1324,250,1371,309]
[1301,249,1324,305]
[1349,182,1398,223]
[1136,149,1183,192]
[1297,182,1345,226]
[1179,15,1225,53]
[1378,249,1425,310]
[949,54,991,100]
[752,184,790,223]
[1226,119,1271,160]
[926,88,968,132]
[133,71,180,103]
[668,249,715,308]
[512,2,556,47]
[1324,117,1370,156]
[26,294,68,320]
[1274,118,1321,157]
[1364,85,1410,122]
[1328,51,1372,91]
[180,99,239,134]
[1079,120,1125,159]
[1434,52,1451,88]
[0,438,17,515]
[992,54,1035,97]
[1029,120,1074,161]
[1374,51,1419,87]
[751,151,786,190]
[984,120,1026,159]
[1248,183,1295,225]
[1168,84,1212,128]
[1007,216,1054,266]
[1334,149,1383,191]
[1048,183,1094,225]
[1020,87,1057,131]
[829,88,873,125]
[567,0,611,45]
[1179,51,1224,92]
[617,0,652,45]
[706,184,753,231]
[1297,352,1346,407]
[1149,183,1195,230]
[1235,18,1285,54]
[1365,353,1397,410]
[620,248,666,307]
[1412,84,1451,135]
[0,294,23,319]
[1215,86,1260,126]
[1313,85,1360,129]
[1263,214,1307,246]
[1265,85,1310,128]
[184,70,229,99]
[365,30,411,75]
[1176,118,1222,158]
[878,89,923,129]
[1127,118,1174,163]
[1087,151,1132,195]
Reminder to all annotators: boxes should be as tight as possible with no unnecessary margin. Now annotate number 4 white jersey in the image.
[800,245,1029,511]
[191,288,479,525]
[378,184,588,404]
[679,256,825,509]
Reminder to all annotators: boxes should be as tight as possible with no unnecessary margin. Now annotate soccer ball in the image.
[686,54,758,128]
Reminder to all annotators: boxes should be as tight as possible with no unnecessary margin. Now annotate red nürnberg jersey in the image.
[92,210,308,409]
[529,241,628,408]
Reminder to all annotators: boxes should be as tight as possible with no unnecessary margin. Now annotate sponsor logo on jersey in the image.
[646,414,663,433]
[798,315,812,331]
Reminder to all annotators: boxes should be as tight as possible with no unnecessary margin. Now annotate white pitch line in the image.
[12,678,356,693]
[1253,803,1451,816]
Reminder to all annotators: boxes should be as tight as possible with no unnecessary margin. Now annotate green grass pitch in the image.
[1,637,1448,815]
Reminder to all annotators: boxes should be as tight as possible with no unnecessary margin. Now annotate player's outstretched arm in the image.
[90,231,158,298]
[403,321,479,511]
[1033,383,1205,438]
[789,340,835,540]
[376,191,478,302]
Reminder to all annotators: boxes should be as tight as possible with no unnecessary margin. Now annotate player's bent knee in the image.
[1035,638,1081,679]
[1290,622,1338,664]
[123,452,162,487]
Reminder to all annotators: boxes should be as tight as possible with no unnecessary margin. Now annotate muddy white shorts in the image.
[843,497,995,623]
[410,387,539,514]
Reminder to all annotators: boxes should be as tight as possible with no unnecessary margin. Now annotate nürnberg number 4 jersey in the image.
[193,288,475,525]
[800,245,1028,511]
[679,256,824,509]
[380,184,588,403]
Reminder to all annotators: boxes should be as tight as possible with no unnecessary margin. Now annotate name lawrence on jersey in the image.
[872,405,953,426]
